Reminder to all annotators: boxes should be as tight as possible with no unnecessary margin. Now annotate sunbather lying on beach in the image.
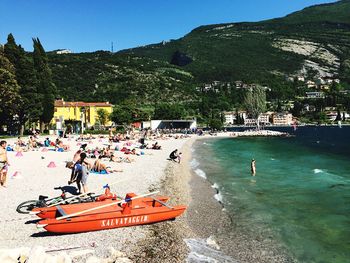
[56,140,70,151]
[92,156,123,173]
[151,142,161,150]
[110,154,134,163]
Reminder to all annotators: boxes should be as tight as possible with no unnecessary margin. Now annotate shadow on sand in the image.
[61,185,79,195]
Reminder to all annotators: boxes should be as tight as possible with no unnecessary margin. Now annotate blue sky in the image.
[0,0,336,52]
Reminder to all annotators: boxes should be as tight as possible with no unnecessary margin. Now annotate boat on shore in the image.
[32,195,170,219]
[36,192,186,233]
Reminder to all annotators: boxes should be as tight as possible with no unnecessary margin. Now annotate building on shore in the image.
[305,91,325,99]
[272,112,293,125]
[51,99,113,132]
[142,120,197,130]
[223,111,247,125]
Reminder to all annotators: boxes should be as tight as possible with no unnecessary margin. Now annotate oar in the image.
[152,197,174,209]
[47,178,127,207]
[56,191,159,221]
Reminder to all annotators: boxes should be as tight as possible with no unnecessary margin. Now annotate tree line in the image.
[0,34,56,135]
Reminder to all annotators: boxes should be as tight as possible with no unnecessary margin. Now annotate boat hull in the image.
[32,196,170,219]
[38,205,186,233]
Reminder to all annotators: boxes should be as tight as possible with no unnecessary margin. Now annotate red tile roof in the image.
[54,100,113,107]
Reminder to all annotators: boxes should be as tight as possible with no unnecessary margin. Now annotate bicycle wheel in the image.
[16,200,39,214]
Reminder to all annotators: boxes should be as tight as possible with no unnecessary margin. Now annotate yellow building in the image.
[52,99,113,128]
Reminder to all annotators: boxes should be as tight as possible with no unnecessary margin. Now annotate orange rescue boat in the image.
[37,192,186,233]
[32,195,170,219]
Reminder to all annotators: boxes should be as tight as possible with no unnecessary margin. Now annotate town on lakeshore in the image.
[1,0,350,263]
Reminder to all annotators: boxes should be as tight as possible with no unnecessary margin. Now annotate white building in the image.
[223,111,236,125]
[306,80,316,89]
[297,76,305,82]
[272,113,293,125]
[56,49,72,54]
[142,120,197,130]
[258,113,270,124]
[244,118,258,126]
[306,91,325,99]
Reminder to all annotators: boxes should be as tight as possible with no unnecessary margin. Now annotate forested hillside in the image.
[121,0,350,85]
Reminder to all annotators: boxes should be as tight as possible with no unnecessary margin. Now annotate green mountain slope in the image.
[48,0,350,108]
[48,51,196,105]
[271,0,350,24]
[120,0,350,85]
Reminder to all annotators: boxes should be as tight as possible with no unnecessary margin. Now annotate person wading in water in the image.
[251,159,256,176]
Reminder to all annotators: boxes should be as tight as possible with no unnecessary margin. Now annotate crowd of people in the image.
[0,127,193,191]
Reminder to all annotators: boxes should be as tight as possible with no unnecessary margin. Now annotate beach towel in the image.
[90,170,109,175]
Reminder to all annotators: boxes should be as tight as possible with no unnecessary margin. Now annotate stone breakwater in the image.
[231,129,290,137]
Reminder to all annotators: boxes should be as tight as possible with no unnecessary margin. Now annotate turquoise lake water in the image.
[192,137,350,263]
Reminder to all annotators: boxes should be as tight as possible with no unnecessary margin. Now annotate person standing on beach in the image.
[251,159,256,176]
[74,152,90,194]
[0,141,9,187]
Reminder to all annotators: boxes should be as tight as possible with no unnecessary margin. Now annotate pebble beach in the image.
[0,134,190,262]
[0,131,295,263]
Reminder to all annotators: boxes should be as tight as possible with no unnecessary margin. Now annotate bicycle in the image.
[16,186,94,214]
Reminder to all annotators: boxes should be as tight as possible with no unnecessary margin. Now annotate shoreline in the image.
[188,137,296,263]
[137,135,296,262]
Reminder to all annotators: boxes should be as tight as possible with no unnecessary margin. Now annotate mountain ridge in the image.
[46,0,350,106]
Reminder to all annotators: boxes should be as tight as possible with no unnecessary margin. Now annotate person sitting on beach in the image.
[17,137,26,147]
[92,156,123,174]
[102,146,114,158]
[44,138,51,147]
[14,137,26,152]
[27,136,37,150]
[169,149,179,162]
[151,142,161,150]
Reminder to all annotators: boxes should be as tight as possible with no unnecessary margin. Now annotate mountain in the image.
[48,51,196,105]
[119,0,350,85]
[47,0,350,107]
